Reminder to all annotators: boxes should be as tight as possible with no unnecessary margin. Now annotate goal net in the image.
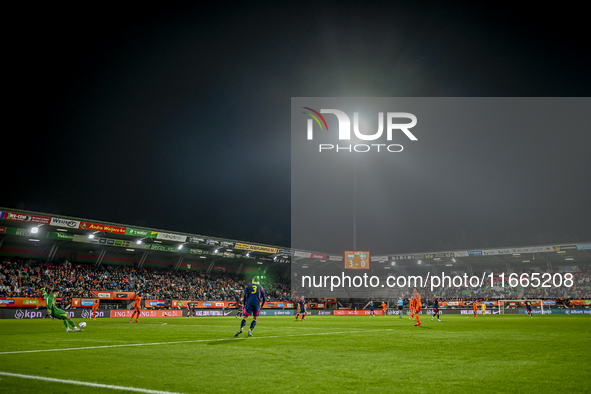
[498,300,544,315]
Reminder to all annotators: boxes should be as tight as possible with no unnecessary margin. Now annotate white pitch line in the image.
[0,328,395,355]
[0,371,185,394]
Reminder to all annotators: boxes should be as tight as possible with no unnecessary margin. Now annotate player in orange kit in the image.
[413,289,422,326]
[408,297,416,320]
[380,301,388,317]
[90,299,100,320]
[473,301,478,317]
[129,293,142,323]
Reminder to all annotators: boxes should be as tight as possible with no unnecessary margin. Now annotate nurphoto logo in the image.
[303,107,417,153]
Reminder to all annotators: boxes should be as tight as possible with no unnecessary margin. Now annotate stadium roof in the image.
[291,242,591,275]
[0,208,290,277]
[1,208,589,277]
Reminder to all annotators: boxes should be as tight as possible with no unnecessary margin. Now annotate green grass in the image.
[1,314,590,393]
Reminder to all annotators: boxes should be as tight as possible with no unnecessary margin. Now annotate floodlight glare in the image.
[31,227,39,234]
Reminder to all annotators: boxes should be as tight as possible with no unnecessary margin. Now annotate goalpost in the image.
[498,300,544,315]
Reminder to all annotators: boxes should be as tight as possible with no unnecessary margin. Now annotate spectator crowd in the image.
[1,257,589,307]
[0,257,291,306]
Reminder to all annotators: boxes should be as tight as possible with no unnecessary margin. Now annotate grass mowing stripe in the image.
[0,328,396,355]
[0,371,186,394]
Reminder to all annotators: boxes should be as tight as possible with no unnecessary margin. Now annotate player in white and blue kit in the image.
[235,278,266,337]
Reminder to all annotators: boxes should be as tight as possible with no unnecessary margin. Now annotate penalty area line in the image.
[0,328,395,355]
[0,371,185,394]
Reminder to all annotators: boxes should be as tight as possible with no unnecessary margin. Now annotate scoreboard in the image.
[344,251,370,270]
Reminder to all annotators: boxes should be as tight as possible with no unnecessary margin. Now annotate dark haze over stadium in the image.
[3,3,590,253]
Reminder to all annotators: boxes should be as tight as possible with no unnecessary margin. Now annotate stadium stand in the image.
[0,257,292,305]
[2,257,590,310]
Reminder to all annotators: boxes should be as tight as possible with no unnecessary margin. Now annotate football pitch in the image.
[1,315,590,393]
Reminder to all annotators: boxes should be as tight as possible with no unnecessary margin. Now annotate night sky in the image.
[4,3,590,251]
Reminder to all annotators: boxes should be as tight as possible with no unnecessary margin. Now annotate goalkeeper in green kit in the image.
[42,287,83,332]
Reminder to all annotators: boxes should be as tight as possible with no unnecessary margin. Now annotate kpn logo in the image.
[302,107,417,153]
